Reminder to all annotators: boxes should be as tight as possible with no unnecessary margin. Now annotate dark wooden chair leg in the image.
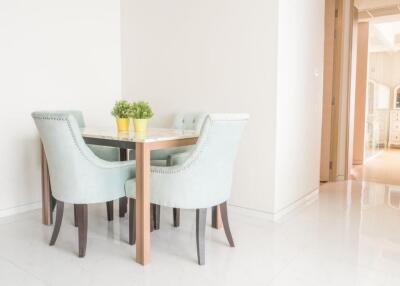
[49,201,64,246]
[119,197,127,217]
[106,201,113,221]
[74,205,78,227]
[128,199,136,245]
[51,196,56,213]
[119,148,128,217]
[150,204,155,232]
[219,202,235,247]
[154,205,161,230]
[76,204,88,258]
[173,208,180,227]
[196,208,207,265]
[150,204,160,232]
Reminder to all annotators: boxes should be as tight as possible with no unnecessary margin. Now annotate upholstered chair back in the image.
[63,110,119,162]
[150,114,248,209]
[147,113,207,161]
[172,113,207,132]
[66,110,85,128]
[186,114,248,205]
[32,112,126,204]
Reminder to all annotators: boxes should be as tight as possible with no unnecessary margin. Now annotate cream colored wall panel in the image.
[121,0,280,213]
[0,1,121,212]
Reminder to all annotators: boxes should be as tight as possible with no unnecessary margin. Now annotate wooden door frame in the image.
[344,6,359,180]
[321,0,359,182]
[320,0,336,182]
[352,22,369,165]
[322,2,400,182]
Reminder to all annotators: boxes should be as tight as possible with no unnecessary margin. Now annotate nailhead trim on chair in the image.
[151,116,245,175]
[33,113,245,175]
[33,113,131,170]
[151,119,213,175]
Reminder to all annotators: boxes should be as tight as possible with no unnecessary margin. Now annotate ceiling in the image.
[369,21,400,52]
[357,0,400,21]
[356,0,400,10]
[355,0,400,52]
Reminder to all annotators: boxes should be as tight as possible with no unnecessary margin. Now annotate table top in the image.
[81,128,199,143]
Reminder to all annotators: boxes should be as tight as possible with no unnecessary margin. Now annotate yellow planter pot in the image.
[116,118,130,132]
[133,119,148,133]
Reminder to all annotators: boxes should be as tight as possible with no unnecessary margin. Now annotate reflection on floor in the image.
[1,181,400,285]
[364,146,385,162]
[352,148,400,185]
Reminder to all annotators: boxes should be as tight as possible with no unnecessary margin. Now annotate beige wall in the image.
[121,0,325,216]
[274,0,325,212]
[0,0,121,216]
[369,52,400,99]
[121,0,280,213]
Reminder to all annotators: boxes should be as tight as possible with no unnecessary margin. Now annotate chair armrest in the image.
[167,151,191,166]
[88,145,119,162]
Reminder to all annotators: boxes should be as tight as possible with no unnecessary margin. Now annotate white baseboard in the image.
[228,204,275,221]
[229,188,319,222]
[0,202,41,218]
[271,189,319,221]
[0,189,319,222]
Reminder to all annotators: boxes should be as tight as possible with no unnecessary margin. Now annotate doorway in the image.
[321,0,400,186]
[351,19,400,185]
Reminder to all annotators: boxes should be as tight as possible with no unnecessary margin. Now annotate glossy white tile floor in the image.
[1,180,400,286]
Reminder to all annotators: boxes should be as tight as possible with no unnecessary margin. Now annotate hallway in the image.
[351,149,400,185]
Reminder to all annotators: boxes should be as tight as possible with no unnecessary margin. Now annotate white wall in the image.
[121,0,280,213]
[274,0,325,212]
[369,51,400,99]
[0,0,121,215]
[0,0,324,218]
[121,0,325,215]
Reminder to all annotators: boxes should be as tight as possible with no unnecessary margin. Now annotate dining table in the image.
[40,127,223,265]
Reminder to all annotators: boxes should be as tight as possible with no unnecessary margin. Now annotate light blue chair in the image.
[65,110,124,221]
[148,113,207,166]
[65,110,120,163]
[155,113,206,228]
[32,111,135,257]
[65,110,127,220]
[130,113,206,229]
[125,113,249,264]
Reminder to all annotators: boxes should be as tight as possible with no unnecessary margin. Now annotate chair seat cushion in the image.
[151,159,167,167]
[126,179,162,206]
[125,178,164,206]
[88,145,120,162]
[125,179,137,199]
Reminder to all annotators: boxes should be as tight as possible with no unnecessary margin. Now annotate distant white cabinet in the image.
[393,85,400,109]
[366,81,390,149]
[368,111,389,148]
[389,110,400,147]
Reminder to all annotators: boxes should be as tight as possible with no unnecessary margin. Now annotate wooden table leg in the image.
[41,143,53,225]
[212,206,223,229]
[135,142,151,265]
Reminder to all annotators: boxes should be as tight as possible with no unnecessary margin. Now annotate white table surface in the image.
[81,128,198,143]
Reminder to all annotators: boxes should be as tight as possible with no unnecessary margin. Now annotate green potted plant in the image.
[111,100,131,132]
[129,101,154,133]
